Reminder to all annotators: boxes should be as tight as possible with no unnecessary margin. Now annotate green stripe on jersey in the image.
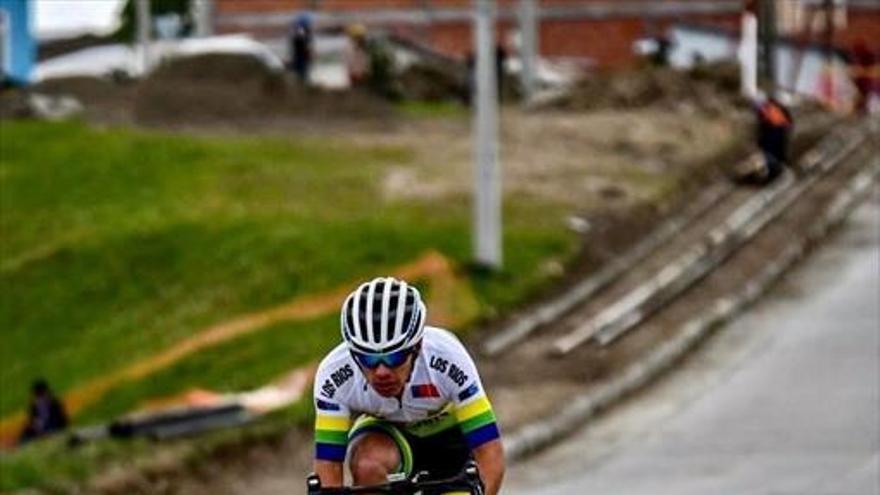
[459,409,496,434]
[316,429,349,445]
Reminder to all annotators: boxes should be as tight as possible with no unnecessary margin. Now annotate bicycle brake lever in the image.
[306,472,322,494]
[464,460,484,495]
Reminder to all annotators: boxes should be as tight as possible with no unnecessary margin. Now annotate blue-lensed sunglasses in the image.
[351,347,415,370]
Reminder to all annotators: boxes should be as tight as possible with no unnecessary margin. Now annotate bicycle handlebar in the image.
[306,460,484,494]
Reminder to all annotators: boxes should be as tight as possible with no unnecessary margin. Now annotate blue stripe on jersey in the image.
[463,422,500,449]
[316,399,341,411]
[457,382,480,402]
[316,443,347,462]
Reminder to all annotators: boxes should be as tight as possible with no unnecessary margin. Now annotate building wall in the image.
[834,11,880,51]
[214,1,877,68]
[775,4,880,53]
[0,0,35,84]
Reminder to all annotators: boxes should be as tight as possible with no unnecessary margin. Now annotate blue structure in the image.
[0,0,35,85]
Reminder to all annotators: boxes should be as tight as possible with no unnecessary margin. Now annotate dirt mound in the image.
[21,54,392,129]
[555,63,746,115]
[134,53,285,125]
[133,53,392,126]
[150,52,277,83]
[0,88,28,119]
[398,62,467,102]
[32,75,124,100]
[30,76,136,123]
[687,60,742,94]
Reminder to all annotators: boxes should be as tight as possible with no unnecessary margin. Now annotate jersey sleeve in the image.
[313,363,353,462]
[446,339,501,450]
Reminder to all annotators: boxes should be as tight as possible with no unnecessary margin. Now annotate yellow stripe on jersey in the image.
[454,396,492,422]
[315,414,352,432]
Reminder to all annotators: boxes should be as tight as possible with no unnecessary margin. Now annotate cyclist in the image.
[312,277,505,494]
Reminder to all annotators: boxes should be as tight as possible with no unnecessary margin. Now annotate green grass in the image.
[0,120,576,492]
[74,314,340,423]
[0,397,316,494]
[0,430,161,493]
[395,100,468,119]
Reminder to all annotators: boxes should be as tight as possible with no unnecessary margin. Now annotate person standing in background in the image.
[345,23,369,87]
[290,14,314,83]
[755,95,793,183]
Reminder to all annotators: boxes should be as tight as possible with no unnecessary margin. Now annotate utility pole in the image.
[419,0,434,45]
[192,0,215,37]
[823,0,835,59]
[136,0,152,75]
[739,2,759,99]
[472,0,502,270]
[518,0,538,102]
[757,0,777,94]
[822,0,836,104]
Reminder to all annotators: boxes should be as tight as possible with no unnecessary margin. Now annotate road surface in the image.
[505,189,880,495]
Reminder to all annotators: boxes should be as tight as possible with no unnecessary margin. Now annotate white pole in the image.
[473,0,502,269]
[193,0,215,37]
[739,10,758,100]
[136,0,152,75]
[518,0,538,102]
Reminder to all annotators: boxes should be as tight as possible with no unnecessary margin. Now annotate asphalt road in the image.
[505,189,880,495]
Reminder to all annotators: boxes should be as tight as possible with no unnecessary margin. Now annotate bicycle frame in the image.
[306,460,484,494]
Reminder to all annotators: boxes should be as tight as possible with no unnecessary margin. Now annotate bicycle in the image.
[306,460,484,494]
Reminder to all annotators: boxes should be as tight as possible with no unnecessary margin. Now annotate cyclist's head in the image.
[341,277,426,356]
[341,277,425,396]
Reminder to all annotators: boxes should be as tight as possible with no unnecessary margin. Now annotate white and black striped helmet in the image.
[341,277,426,354]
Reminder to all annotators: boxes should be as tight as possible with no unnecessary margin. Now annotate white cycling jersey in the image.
[313,326,500,462]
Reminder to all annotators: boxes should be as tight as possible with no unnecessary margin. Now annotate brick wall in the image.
[215,0,743,12]
[836,11,880,52]
[540,18,645,66]
[215,1,877,67]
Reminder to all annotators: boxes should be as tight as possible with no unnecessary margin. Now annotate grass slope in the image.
[0,120,575,491]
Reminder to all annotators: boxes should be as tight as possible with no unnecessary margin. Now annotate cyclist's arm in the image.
[455,389,505,494]
[473,438,505,495]
[313,356,354,487]
[313,407,352,487]
[313,459,344,487]
[445,342,505,494]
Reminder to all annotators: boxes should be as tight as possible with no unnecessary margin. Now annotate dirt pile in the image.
[134,53,286,125]
[27,76,136,124]
[554,62,746,115]
[20,53,393,129]
[135,53,393,127]
[395,62,520,104]
[0,89,36,119]
[397,62,468,102]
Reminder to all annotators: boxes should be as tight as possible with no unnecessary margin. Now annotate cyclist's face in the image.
[362,353,415,397]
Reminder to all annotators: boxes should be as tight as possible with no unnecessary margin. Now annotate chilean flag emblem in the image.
[411,383,440,398]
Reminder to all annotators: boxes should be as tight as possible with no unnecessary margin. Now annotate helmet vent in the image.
[341,277,426,354]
